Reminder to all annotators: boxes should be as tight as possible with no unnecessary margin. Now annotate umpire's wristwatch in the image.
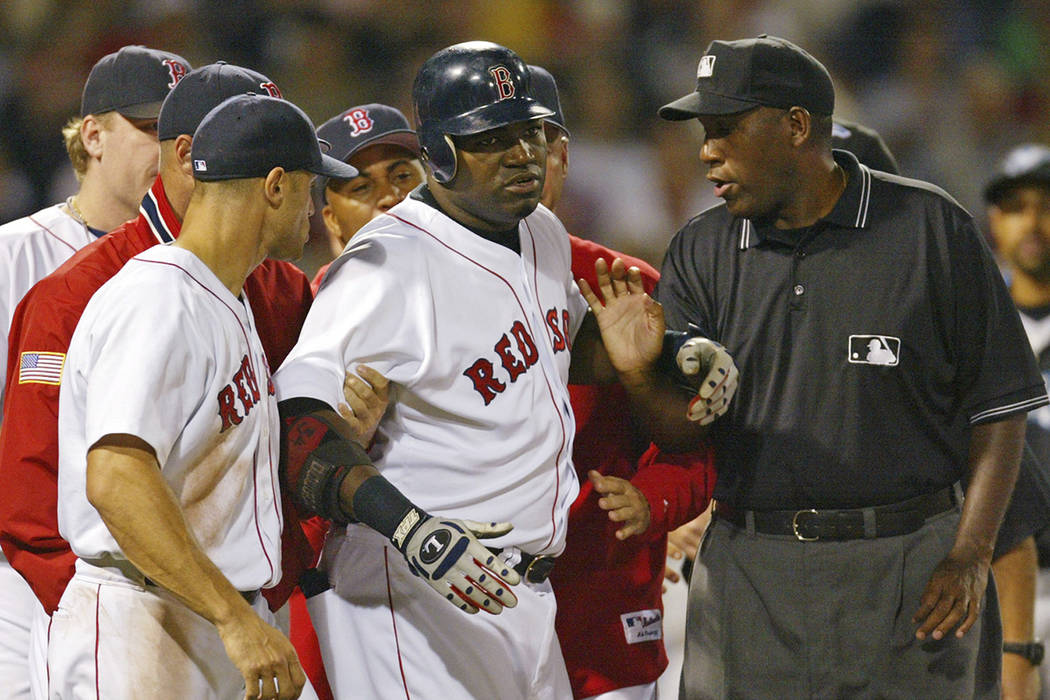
[1003,640,1045,666]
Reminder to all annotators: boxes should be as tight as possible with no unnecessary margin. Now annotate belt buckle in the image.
[792,509,819,541]
[523,555,555,583]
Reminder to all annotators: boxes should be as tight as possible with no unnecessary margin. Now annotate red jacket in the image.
[0,176,315,614]
[550,235,715,698]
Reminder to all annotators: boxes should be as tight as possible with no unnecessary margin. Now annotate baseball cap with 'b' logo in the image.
[81,45,191,119]
[316,104,420,167]
[659,35,834,120]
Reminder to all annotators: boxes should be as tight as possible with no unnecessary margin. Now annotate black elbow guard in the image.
[282,413,372,524]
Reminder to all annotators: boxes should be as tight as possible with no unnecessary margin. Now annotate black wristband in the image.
[1004,640,1044,665]
[657,329,692,375]
[351,475,428,551]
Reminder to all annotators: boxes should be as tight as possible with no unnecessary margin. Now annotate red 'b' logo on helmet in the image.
[163,59,188,88]
[343,108,374,137]
[258,82,282,99]
[489,66,515,100]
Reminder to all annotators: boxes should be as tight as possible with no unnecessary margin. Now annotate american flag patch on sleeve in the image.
[19,352,65,385]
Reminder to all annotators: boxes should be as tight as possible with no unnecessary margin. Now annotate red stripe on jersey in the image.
[28,213,80,253]
[384,548,412,699]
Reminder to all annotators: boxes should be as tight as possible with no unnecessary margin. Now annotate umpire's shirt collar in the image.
[737,149,872,250]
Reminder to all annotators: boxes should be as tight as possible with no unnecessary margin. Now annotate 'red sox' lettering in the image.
[463,310,568,404]
[217,355,264,431]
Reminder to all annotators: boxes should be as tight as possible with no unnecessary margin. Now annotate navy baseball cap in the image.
[159,62,282,141]
[316,104,420,168]
[81,45,191,119]
[659,35,834,120]
[985,144,1050,204]
[527,65,569,136]
[192,94,358,182]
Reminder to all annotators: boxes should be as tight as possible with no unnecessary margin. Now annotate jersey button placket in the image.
[791,246,808,308]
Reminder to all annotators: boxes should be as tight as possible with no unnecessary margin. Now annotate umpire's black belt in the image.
[714,484,959,541]
[490,548,556,583]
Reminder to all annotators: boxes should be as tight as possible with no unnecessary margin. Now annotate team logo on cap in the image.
[489,65,515,100]
[259,81,282,99]
[343,108,374,137]
[697,55,716,79]
[162,59,188,88]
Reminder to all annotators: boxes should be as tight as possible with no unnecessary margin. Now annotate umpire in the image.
[654,36,1048,698]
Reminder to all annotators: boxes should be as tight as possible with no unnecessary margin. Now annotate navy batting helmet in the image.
[413,41,554,183]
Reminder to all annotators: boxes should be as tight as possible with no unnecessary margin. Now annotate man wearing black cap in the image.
[650,35,1047,697]
[48,93,355,700]
[984,144,1050,700]
[0,62,325,700]
[0,43,189,700]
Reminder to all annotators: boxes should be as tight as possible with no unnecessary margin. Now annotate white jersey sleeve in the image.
[275,232,427,409]
[0,205,94,412]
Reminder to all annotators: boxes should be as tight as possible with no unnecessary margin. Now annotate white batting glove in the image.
[676,338,739,425]
[395,512,520,615]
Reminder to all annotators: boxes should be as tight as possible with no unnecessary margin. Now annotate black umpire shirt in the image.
[656,149,1049,511]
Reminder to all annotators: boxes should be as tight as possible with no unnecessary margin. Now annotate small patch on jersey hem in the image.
[621,608,662,644]
[18,351,65,385]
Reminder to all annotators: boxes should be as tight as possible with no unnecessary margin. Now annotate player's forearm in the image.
[993,536,1038,643]
[86,440,253,628]
[952,416,1026,562]
[618,367,709,452]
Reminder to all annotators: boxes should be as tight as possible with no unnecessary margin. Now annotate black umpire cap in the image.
[660,35,834,120]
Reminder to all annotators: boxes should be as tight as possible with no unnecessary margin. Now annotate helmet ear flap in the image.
[419,124,458,184]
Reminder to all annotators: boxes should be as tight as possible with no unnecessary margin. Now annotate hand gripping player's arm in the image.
[576,257,739,451]
[87,435,306,700]
[280,401,520,615]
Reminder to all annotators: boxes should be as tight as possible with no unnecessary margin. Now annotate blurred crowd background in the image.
[1,0,1048,276]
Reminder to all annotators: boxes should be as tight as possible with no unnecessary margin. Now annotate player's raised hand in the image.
[337,365,390,446]
[589,470,651,540]
[397,514,521,615]
[578,257,665,377]
[215,605,306,700]
[676,337,739,424]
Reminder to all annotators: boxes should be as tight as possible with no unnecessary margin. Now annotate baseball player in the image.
[527,63,717,700]
[311,103,425,292]
[49,93,355,700]
[0,44,190,700]
[274,41,735,699]
[0,63,321,700]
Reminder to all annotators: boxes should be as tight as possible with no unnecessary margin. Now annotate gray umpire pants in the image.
[679,508,1001,699]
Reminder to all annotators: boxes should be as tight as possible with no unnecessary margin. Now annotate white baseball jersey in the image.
[0,203,95,700]
[58,244,282,592]
[0,203,96,412]
[275,195,586,557]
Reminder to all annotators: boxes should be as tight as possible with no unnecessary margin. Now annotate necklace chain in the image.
[65,195,87,226]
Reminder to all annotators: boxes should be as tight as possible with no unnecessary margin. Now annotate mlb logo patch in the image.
[621,609,662,645]
[193,159,207,172]
[697,55,716,78]
[848,335,900,366]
